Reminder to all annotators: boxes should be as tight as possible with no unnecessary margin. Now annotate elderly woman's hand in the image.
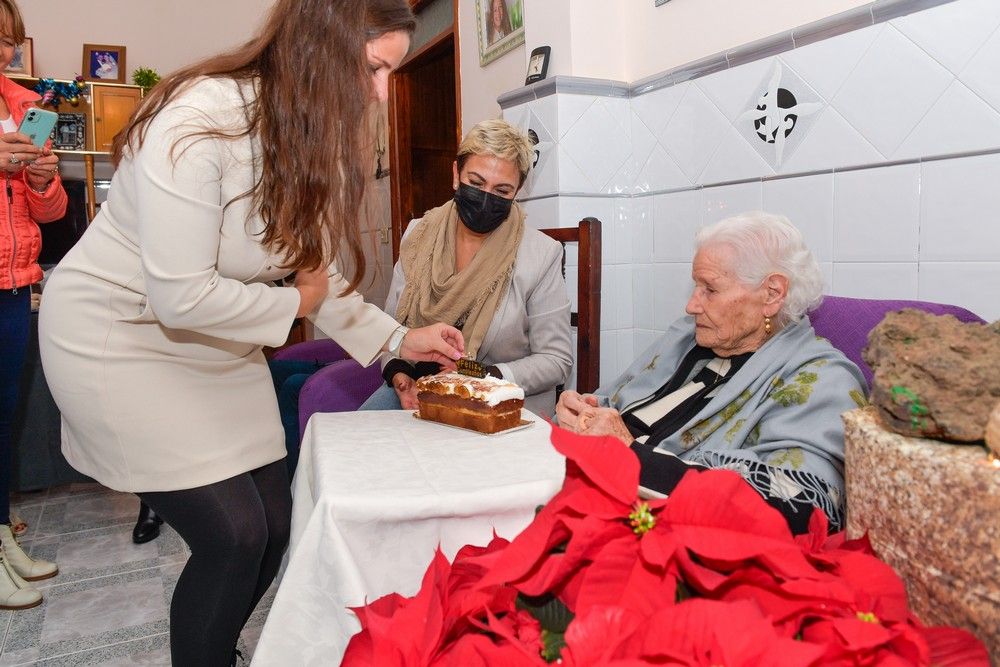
[579,407,633,447]
[555,390,599,432]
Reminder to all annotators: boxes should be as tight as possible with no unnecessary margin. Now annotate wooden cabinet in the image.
[90,84,142,152]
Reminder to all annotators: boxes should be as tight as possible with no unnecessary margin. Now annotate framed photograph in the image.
[525,46,550,85]
[52,113,87,151]
[475,0,524,67]
[4,37,33,77]
[82,43,126,83]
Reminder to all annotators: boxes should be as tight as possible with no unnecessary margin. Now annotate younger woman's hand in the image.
[398,323,464,367]
[293,268,330,317]
[25,149,59,191]
[0,132,41,175]
[391,373,419,410]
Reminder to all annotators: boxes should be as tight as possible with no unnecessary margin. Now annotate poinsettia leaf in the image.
[920,626,991,666]
[560,605,645,665]
[573,536,676,617]
[664,470,819,579]
[432,632,545,667]
[549,423,639,504]
[830,552,909,623]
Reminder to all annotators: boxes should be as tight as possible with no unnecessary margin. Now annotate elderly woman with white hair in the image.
[556,212,865,533]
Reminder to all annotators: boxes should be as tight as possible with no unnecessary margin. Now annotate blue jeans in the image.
[358,383,403,410]
[268,359,324,478]
[0,290,30,524]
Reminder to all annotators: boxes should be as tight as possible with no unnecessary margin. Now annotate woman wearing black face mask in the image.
[359,119,573,417]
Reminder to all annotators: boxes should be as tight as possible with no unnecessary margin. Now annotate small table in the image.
[251,410,565,666]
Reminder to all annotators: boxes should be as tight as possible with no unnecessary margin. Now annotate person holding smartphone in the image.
[38,1,463,664]
[0,0,65,611]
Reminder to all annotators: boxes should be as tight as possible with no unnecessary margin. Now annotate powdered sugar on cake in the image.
[417,372,524,407]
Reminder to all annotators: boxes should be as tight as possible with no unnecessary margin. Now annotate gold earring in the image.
[764,316,772,335]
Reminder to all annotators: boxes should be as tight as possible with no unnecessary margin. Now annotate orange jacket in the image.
[0,74,68,290]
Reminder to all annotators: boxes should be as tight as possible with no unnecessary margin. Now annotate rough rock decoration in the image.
[844,408,1000,656]
[986,400,1000,458]
[864,309,1000,442]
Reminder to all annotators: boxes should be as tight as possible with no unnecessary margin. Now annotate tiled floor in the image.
[1,484,272,666]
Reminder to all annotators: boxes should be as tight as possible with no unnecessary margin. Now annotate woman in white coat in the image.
[38,1,462,665]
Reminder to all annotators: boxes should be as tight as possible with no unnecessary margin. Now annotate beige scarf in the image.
[395,199,524,358]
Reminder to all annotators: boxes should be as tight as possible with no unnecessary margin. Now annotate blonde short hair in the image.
[456,119,534,185]
[0,0,25,44]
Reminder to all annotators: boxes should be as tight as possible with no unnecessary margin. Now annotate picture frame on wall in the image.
[82,43,126,84]
[524,46,550,85]
[476,0,524,67]
[4,37,33,77]
[52,113,87,151]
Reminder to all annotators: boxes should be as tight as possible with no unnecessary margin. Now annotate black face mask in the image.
[453,182,513,234]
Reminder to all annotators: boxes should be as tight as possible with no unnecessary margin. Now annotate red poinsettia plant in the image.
[342,425,989,666]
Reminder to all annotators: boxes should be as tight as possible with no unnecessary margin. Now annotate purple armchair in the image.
[808,295,984,389]
[270,340,382,438]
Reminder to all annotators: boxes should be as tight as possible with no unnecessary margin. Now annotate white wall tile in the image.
[633,264,655,330]
[762,172,835,261]
[610,201,632,264]
[653,189,702,262]
[529,94,560,143]
[556,95,597,139]
[560,101,632,192]
[519,196,559,230]
[960,22,1000,114]
[782,25,882,101]
[702,181,763,224]
[918,261,1000,321]
[626,114,658,193]
[700,125,775,185]
[696,57,774,122]
[920,153,1000,261]
[559,197,615,240]
[564,264,578,312]
[832,25,955,157]
[630,197,654,264]
[616,265,635,329]
[659,85,730,183]
[833,163,920,262]
[631,82,688,138]
[634,145,691,193]
[820,261,833,293]
[894,80,1000,160]
[557,145,597,193]
[600,329,617,389]
[831,263,919,300]
[600,264,619,330]
[617,330,636,382]
[652,263,693,331]
[892,0,1000,75]
[779,107,883,174]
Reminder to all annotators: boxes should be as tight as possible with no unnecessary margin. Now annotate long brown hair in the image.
[113,0,415,291]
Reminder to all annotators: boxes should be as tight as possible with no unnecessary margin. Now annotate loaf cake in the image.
[415,371,525,434]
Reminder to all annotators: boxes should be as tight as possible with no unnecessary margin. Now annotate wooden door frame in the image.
[388,2,462,262]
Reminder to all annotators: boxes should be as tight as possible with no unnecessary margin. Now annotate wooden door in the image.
[388,29,459,260]
[90,84,142,152]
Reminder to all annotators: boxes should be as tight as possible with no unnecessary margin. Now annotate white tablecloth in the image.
[251,410,565,666]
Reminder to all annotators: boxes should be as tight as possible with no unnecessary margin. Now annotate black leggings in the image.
[140,460,291,667]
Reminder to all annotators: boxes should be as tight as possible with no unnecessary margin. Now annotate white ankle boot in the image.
[0,524,58,581]
[0,546,41,610]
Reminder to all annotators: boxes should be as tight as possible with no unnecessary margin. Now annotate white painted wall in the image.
[624,0,870,80]
[18,0,274,80]
[457,0,526,133]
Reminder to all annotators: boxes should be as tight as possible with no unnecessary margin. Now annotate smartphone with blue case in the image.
[17,108,59,148]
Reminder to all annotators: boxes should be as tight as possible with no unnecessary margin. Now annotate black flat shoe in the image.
[132,502,164,544]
